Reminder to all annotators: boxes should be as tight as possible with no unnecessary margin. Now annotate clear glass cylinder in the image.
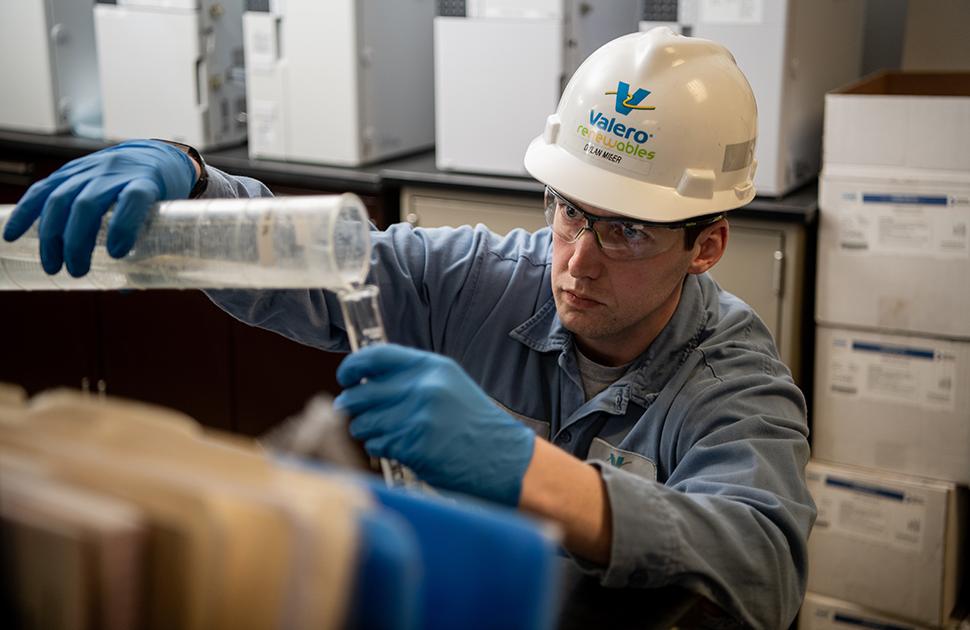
[0,194,370,290]
[337,284,424,490]
[337,284,388,351]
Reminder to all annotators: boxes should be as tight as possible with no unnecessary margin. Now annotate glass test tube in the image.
[0,194,370,290]
[337,284,419,489]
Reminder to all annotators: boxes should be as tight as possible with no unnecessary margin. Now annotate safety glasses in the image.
[543,187,722,260]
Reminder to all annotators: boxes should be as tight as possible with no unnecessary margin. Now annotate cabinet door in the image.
[708,219,806,383]
[709,224,785,340]
[0,292,99,395]
[229,319,343,438]
[401,187,546,234]
[97,290,234,431]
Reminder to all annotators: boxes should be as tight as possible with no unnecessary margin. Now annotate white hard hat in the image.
[524,27,758,223]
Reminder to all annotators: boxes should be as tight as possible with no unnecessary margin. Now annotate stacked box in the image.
[817,72,970,338]
[799,593,933,630]
[816,176,970,338]
[812,326,970,485]
[805,462,967,627]
[810,72,970,625]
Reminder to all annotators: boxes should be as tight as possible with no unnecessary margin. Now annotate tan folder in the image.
[0,390,373,630]
[0,467,145,630]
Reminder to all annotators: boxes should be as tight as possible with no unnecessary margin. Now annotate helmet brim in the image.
[524,136,756,223]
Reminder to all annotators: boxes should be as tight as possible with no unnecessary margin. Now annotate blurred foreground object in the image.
[0,388,561,630]
[259,393,371,471]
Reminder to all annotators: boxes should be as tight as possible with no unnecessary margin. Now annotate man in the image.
[4,28,814,628]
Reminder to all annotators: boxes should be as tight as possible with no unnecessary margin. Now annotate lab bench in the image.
[0,131,817,435]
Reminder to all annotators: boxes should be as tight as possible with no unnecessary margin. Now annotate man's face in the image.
[549,197,698,366]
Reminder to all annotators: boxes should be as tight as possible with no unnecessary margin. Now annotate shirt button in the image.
[559,430,573,444]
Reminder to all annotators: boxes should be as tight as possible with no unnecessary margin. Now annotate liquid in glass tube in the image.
[0,195,370,290]
[337,283,388,349]
[337,283,417,489]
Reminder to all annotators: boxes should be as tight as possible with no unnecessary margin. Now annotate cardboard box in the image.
[823,72,970,174]
[818,72,970,338]
[816,172,970,338]
[799,593,933,630]
[805,461,967,627]
[812,325,970,485]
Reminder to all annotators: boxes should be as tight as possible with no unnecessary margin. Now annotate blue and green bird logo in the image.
[608,452,631,468]
[605,81,656,115]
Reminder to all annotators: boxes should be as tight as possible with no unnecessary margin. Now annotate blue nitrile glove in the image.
[2,139,197,277]
[335,344,536,506]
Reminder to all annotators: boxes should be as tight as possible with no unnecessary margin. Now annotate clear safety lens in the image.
[543,188,683,260]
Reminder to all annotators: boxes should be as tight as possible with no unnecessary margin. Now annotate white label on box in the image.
[811,474,927,554]
[837,192,970,259]
[698,0,763,24]
[807,607,917,630]
[828,337,957,412]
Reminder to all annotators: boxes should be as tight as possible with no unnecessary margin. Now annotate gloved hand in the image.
[2,139,197,277]
[335,344,536,506]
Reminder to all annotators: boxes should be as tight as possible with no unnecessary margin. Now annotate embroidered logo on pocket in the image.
[588,437,657,481]
[607,452,631,468]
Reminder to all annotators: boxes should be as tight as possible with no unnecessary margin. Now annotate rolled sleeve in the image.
[569,463,680,588]
[197,165,273,200]
[571,371,815,629]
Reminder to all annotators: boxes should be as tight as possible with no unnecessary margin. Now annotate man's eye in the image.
[619,223,650,241]
[561,205,582,221]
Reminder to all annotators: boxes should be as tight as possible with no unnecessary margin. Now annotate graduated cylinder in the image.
[0,195,371,290]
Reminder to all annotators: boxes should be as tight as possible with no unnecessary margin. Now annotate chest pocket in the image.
[587,437,657,481]
[490,398,550,440]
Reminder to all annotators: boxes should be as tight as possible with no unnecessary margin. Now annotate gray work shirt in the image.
[202,167,816,629]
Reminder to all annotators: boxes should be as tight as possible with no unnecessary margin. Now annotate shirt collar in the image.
[623,274,708,402]
[508,274,711,400]
[508,296,569,352]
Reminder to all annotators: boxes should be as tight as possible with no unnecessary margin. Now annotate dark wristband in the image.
[155,139,209,198]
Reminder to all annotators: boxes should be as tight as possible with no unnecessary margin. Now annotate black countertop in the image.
[204,144,386,195]
[0,130,817,223]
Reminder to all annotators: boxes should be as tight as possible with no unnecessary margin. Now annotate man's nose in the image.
[567,227,604,278]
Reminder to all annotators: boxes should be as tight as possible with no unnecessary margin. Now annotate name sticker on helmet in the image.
[576,109,656,164]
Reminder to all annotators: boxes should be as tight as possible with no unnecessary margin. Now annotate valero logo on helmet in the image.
[575,81,656,165]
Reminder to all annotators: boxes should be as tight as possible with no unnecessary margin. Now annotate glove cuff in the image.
[122,139,197,200]
[493,429,537,507]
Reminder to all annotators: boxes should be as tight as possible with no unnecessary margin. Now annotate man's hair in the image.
[684,213,727,249]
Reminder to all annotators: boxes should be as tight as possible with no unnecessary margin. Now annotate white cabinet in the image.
[710,218,806,381]
[401,188,547,235]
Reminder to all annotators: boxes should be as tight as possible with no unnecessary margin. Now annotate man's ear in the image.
[687,219,729,275]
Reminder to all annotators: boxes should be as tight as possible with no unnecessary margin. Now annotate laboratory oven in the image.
[95,0,248,150]
[639,0,866,196]
[434,0,639,176]
[243,0,435,166]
